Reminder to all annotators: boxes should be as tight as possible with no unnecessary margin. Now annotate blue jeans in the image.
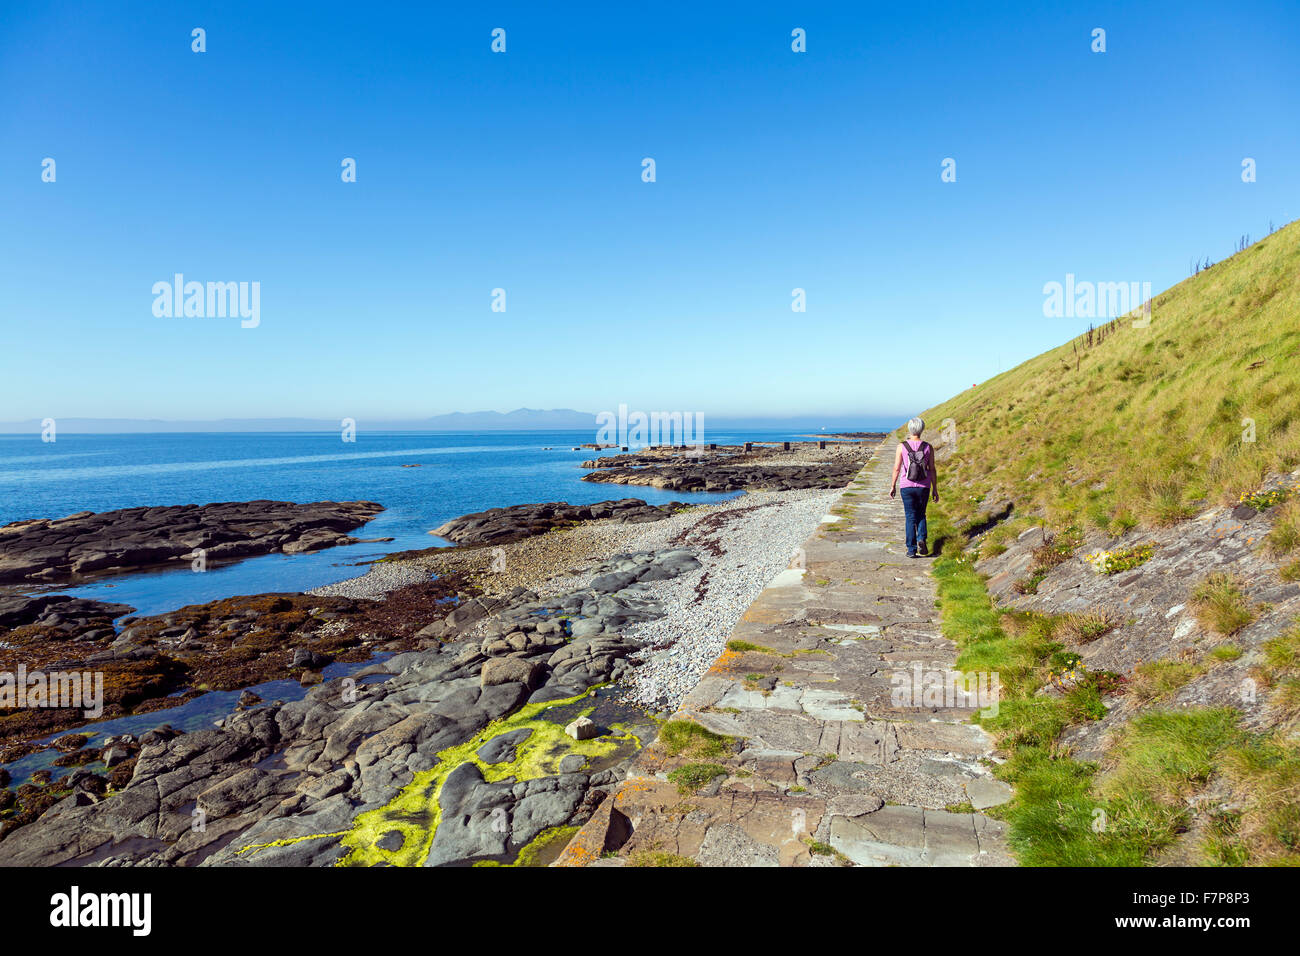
[900,486,929,555]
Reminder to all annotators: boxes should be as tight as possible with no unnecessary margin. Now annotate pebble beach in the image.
[309,484,853,711]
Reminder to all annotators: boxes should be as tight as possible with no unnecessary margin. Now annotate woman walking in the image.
[889,417,939,557]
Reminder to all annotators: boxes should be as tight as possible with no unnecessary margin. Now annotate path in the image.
[557,439,1014,866]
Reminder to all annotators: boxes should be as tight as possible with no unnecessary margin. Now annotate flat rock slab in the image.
[430,498,686,545]
[895,721,995,756]
[582,449,871,494]
[966,777,1014,810]
[557,439,1015,867]
[0,499,384,584]
[829,806,1011,867]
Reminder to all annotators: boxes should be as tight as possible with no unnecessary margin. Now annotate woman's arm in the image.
[928,446,939,501]
[889,443,903,497]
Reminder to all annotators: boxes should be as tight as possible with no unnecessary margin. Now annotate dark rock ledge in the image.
[0,499,385,584]
[583,459,866,493]
[430,498,687,546]
[580,442,873,493]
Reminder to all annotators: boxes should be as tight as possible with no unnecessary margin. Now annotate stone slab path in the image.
[557,440,1015,867]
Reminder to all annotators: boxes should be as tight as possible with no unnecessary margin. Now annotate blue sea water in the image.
[0,429,827,617]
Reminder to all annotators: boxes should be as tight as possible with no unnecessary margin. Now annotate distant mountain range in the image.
[0,409,900,434]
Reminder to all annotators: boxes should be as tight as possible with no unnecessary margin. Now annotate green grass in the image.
[726,639,822,660]
[1196,623,1300,863]
[1190,572,1257,636]
[726,640,775,654]
[1012,569,1049,595]
[627,849,698,867]
[1010,528,1085,594]
[666,762,729,794]
[1265,499,1300,555]
[930,507,1268,866]
[802,837,849,864]
[1058,609,1120,644]
[1260,623,1300,729]
[1214,735,1300,863]
[1128,659,1203,702]
[1101,709,1245,805]
[657,720,735,760]
[1263,624,1300,672]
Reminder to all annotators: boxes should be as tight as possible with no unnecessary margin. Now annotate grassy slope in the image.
[918,219,1300,535]
[930,529,1300,867]
[911,220,1300,866]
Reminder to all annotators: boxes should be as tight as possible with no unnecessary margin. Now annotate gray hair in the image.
[906,417,925,436]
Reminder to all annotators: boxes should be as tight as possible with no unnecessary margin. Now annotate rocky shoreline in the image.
[580,440,872,492]
[0,548,699,864]
[429,498,687,546]
[0,445,868,866]
[0,499,386,584]
[0,575,477,765]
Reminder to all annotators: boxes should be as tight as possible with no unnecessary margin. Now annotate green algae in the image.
[234,830,349,858]
[472,825,580,867]
[334,690,636,867]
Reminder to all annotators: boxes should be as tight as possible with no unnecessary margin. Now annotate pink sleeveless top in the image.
[898,440,932,489]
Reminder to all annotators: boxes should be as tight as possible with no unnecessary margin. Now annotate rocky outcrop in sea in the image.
[429,498,687,546]
[581,442,870,492]
[0,500,386,584]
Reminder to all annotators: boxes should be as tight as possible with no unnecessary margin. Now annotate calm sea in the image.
[0,429,830,617]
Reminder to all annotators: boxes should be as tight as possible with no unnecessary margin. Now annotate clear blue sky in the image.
[2,0,1297,423]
